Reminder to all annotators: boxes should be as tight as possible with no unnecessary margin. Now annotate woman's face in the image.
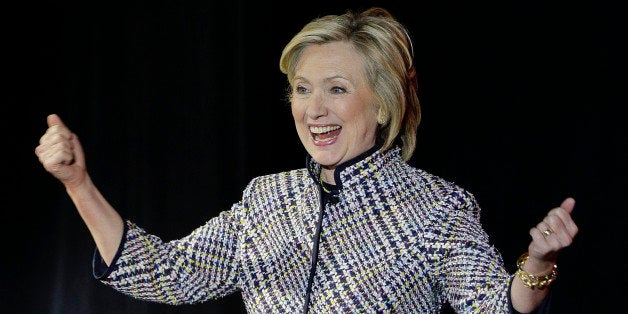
[291,41,378,170]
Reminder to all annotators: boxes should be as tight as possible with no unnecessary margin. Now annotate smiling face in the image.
[291,41,379,172]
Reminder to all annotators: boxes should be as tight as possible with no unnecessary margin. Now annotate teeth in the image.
[310,125,340,134]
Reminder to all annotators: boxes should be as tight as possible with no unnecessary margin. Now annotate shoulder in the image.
[243,168,312,196]
[398,165,480,217]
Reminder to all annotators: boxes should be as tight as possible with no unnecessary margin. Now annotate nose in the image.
[306,91,327,119]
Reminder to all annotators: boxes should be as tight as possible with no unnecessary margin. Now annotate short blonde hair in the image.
[279,7,421,161]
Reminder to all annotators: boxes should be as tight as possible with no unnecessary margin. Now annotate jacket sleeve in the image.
[432,189,514,313]
[92,202,244,305]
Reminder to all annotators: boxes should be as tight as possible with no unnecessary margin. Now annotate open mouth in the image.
[310,125,341,143]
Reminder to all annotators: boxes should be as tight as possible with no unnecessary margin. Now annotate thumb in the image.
[560,197,576,214]
[47,113,66,128]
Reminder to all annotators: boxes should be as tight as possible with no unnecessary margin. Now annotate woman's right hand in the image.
[35,114,87,189]
[36,114,124,263]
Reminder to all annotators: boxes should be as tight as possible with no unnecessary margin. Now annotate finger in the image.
[47,113,66,128]
[536,221,555,240]
[528,227,553,257]
[40,114,74,147]
[530,227,545,243]
[543,215,574,247]
[41,144,75,170]
[560,197,575,214]
[43,133,77,166]
[39,128,72,151]
[537,221,570,252]
[548,205,579,239]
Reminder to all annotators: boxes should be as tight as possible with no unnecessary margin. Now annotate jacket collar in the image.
[306,141,402,191]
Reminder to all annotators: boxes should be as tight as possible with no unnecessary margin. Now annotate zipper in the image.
[302,185,326,314]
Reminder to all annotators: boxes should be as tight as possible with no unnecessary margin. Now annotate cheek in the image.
[290,103,303,122]
[359,113,380,140]
[349,106,378,131]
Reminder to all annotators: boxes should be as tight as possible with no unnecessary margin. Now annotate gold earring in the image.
[377,110,388,125]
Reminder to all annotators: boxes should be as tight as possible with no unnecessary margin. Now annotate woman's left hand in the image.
[527,197,579,266]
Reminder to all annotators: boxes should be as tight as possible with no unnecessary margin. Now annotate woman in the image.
[35,7,578,313]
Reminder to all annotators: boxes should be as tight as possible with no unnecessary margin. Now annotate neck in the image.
[320,167,334,185]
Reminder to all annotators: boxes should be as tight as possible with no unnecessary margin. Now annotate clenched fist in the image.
[35,114,87,189]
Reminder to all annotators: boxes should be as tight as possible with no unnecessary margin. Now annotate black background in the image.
[4,0,625,313]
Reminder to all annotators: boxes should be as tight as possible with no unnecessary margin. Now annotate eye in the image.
[295,85,309,94]
[330,86,346,94]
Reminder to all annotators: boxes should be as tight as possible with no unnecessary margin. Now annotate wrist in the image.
[515,252,558,290]
[65,174,93,195]
[520,254,556,274]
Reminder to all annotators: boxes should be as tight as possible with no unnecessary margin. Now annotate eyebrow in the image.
[293,74,350,83]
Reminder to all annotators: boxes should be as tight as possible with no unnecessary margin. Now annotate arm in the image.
[510,197,579,313]
[35,114,124,265]
[435,190,514,313]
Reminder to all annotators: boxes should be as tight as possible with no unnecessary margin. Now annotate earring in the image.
[377,109,388,125]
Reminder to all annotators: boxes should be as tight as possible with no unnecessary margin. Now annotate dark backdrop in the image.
[4,0,625,313]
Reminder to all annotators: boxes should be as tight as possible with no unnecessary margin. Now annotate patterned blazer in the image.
[94,146,515,313]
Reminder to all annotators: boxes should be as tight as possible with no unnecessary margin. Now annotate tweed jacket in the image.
[94,146,516,313]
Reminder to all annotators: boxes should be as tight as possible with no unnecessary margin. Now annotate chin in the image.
[309,151,341,168]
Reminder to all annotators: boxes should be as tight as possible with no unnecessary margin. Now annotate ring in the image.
[542,227,554,238]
